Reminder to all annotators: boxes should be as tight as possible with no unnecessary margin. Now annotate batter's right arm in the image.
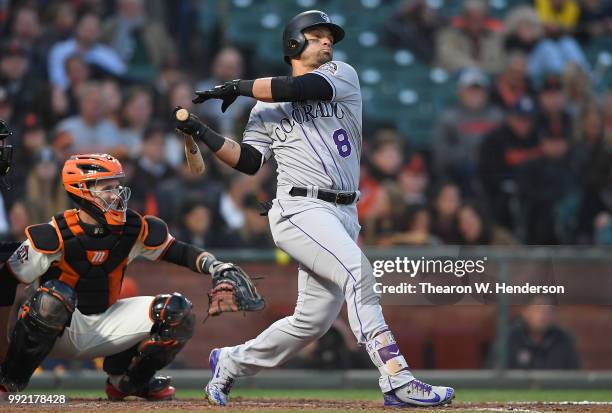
[173,107,263,175]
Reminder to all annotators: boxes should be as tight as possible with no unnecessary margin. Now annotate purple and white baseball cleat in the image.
[384,379,455,407]
[204,348,234,406]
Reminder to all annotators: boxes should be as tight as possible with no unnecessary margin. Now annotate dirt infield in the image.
[5,398,612,413]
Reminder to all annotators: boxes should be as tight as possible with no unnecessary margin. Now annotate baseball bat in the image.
[175,108,206,176]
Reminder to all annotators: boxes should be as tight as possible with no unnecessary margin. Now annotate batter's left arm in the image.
[192,74,333,108]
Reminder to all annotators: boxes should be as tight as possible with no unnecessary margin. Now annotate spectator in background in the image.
[172,188,247,249]
[479,96,541,230]
[118,86,153,156]
[432,67,503,194]
[382,0,446,63]
[218,173,267,234]
[9,113,47,202]
[518,131,577,244]
[195,47,254,137]
[379,204,439,246]
[503,6,589,79]
[39,1,77,52]
[398,154,429,208]
[8,6,46,79]
[430,182,462,244]
[605,91,612,137]
[358,129,403,222]
[576,0,612,42]
[594,212,612,245]
[535,72,572,138]
[6,200,29,242]
[0,40,44,117]
[573,101,607,170]
[490,52,533,111]
[535,0,580,33]
[173,195,214,249]
[575,103,612,242]
[435,0,505,74]
[55,81,122,154]
[0,190,12,241]
[100,77,123,126]
[563,63,593,119]
[457,202,517,245]
[127,123,176,216]
[51,54,92,120]
[0,88,13,124]
[24,147,69,224]
[48,12,126,90]
[158,163,223,225]
[101,0,177,82]
[362,182,404,245]
[238,194,274,249]
[505,296,580,369]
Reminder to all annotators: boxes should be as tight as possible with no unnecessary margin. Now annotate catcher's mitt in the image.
[207,263,265,316]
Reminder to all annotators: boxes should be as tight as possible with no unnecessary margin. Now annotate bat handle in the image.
[175,108,190,122]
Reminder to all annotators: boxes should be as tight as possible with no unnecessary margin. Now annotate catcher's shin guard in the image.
[1,280,76,391]
[103,293,195,393]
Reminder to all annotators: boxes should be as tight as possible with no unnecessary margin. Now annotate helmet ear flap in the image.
[288,38,300,51]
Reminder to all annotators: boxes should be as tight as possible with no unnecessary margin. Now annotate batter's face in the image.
[300,26,334,69]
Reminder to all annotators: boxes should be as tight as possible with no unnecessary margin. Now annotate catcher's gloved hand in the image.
[173,106,210,138]
[205,261,265,316]
[193,80,241,112]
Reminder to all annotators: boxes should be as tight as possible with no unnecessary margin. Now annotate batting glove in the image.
[193,79,254,112]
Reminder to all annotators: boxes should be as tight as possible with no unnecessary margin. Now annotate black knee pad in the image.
[103,293,194,388]
[1,280,76,390]
[149,292,195,342]
[24,280,77,330]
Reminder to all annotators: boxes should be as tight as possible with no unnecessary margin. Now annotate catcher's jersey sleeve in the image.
[242,106,273,163]
[128,216,175,262]
[6,240,59,284]
[312,60,360,103]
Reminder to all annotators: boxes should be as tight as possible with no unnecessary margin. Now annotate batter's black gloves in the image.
[172,106,209,138]
[193,80,240,112]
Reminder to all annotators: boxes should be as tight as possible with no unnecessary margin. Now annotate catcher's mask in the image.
[62,154,131,229]
[0,120,14,183]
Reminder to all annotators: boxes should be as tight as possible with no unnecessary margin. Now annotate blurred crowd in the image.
[371,0,612,246]
[0,0,610,247]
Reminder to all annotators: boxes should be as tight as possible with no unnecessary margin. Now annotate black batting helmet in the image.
[282,10,345,65]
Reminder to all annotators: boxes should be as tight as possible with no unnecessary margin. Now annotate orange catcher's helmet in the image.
[62,154,131,227]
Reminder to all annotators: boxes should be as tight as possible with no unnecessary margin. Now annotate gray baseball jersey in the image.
[219,60,416,395]
[242,61,362,192]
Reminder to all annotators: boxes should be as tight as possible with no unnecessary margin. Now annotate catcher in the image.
[0,153,263,400]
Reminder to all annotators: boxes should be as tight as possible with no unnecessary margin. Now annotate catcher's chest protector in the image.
[42,209,142,315]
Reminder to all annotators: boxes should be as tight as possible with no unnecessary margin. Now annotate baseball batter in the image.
[175,10,454,408]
